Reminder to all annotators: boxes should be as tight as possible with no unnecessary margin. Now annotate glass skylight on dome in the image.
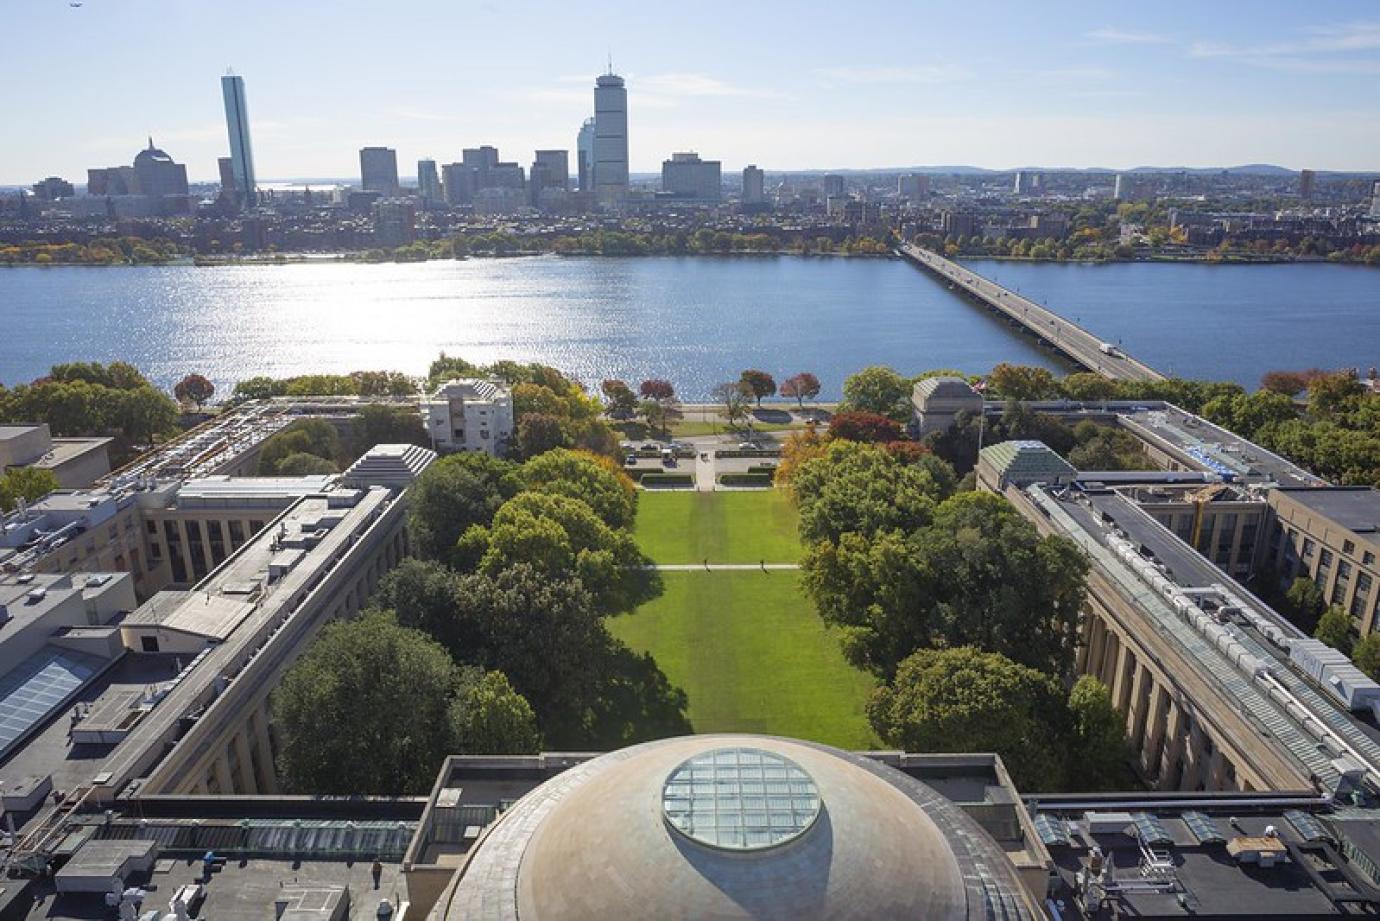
[662,747,821,851]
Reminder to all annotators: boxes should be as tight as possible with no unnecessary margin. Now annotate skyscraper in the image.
[593,71,629,208]
[1371,180,1380,219]
[577,118,596,192]
[360,147,400,196]
[220,73,257,207]
[1298,169,1316,200]
[417,159,442,203]
[661,152,721,203]
[742,165,765,206]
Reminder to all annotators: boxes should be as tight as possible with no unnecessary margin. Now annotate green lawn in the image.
[634,490,802,563]
[609,572,878,748]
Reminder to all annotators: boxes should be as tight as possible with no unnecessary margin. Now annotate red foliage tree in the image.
[639,379,675,403]
[828,411,903,443]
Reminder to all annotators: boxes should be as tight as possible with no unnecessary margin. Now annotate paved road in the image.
[898,244,1164,382]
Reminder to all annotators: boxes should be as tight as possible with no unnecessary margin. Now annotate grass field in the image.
[608,572,878,748]
[634,489,802,563]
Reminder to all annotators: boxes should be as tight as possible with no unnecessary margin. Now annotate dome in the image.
[135,137,174,166]
[914,376,979,400]
[438,734,1039,920]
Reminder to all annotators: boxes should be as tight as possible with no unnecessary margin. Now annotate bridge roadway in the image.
[898,243,1164,382]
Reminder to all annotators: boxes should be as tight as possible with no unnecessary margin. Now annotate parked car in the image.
[738,442,757,451]
[624,455,637,466]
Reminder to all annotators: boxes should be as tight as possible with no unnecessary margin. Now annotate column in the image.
[1127,665,1153,753]
[1206,748,1228,791]
[1112,646,1135,713]
[253,709,279,794]
[1141,686,1170,780]
[1158,701,1187,791]
[234,730,257,794]
[1181,721,1208,791]
[212,752,235,795]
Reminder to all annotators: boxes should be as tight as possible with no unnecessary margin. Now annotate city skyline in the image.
[2,0,1380,185]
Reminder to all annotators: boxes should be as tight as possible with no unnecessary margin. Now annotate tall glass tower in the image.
[593,72,628,209]
[577,117,596,193]
[221,72,257,207]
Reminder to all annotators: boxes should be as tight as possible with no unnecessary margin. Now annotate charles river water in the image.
[2,255,1377,399]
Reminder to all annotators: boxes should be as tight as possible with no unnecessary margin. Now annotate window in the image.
[1366,551,1376,566]
[480,429,489,439]
[140,636,160,653]
[1303,538,1316,560]
[1344,540,1356,555]
[147,520,158,535]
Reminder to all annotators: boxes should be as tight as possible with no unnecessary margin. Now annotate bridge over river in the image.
[898,244,1165,382]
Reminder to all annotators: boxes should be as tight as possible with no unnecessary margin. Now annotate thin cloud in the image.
[638,72,786,99]
[1189,20,1380,71]
[814,65,961,86]
[1085,27,1171,45]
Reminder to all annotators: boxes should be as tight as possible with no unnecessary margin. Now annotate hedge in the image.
[640,473,695,488]
[746,465,778,478]
[718,472,774,487]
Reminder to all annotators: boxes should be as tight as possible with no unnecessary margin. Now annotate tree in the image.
[827,411,903,443]
[867,647,1068,791]
[1315,605,1354,653]
[352,403,428,452]
[458,491,649,612]
[1260,370,1310,396]
[173,373,215,410]
[639,379,675,404]
[451,670,541,754]
[515,412,570,459]
[0,467,60,512]
[258,419,341,474]
[1285,576,1326,625]
[521,448,637,530]
[1059,372,1117,402]
[711,380,752,428]
[791,440,952,544]
[1307,370,1365,420]
[987,363,1058,401]
[600,379,638,417]
[1066,675,1131,791]
[841,366,909,419]
[1353,634,1380,681]
[113,384,179,444]
[802,490,1087,676]
[779,372,822,410]
[407,452,520,561]
[272,610,467,795]
[427,352,481,389]
[274,452,339,475]
[638,399,669,437]
[739,369,776,406]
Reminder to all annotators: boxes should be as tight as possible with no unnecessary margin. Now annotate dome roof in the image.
[439,735,1039,921]
[135,137,173,165]
[914,376,979,400]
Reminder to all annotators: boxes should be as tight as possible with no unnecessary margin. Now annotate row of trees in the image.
[0,361,180,450]
[272,445,688,794]
[0,236,180,266]
[781,419,1127,791]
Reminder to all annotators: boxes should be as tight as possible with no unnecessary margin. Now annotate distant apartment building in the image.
[1370,180,1380,219]
[940,210,980,238]
[359,146,400,196]
[822,173,845,198]
[742,165,766,206]
[898,173,930,199]
[1113,172,1154,202]
[662,152,721,203]
[31,176,74,200]
[442,162,475,205]
[417,159,443,204]
[1298,169,1316,200]
[423,380,514,454]
[373,198,417,247]
[1013,171,1042,195]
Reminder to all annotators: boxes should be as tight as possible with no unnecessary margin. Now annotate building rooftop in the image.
[1034,799,1380,918]
[981,440,1078,484]
[1274,487,1380,535]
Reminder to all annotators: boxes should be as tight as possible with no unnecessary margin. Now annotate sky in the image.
[2,0,1379,184]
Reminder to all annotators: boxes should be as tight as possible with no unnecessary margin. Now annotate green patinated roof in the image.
[980,440,1077,481]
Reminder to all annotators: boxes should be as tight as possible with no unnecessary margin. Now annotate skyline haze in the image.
[2,0,1379,185]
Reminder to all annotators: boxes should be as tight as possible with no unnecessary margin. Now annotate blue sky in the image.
[3,0,1378,183]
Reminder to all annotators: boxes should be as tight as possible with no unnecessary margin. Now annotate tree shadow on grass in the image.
[564,640,692,750]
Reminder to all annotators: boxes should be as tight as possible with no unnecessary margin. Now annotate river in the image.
[1,255,1375,398]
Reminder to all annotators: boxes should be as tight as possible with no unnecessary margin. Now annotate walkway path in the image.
[644,563,801,571]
